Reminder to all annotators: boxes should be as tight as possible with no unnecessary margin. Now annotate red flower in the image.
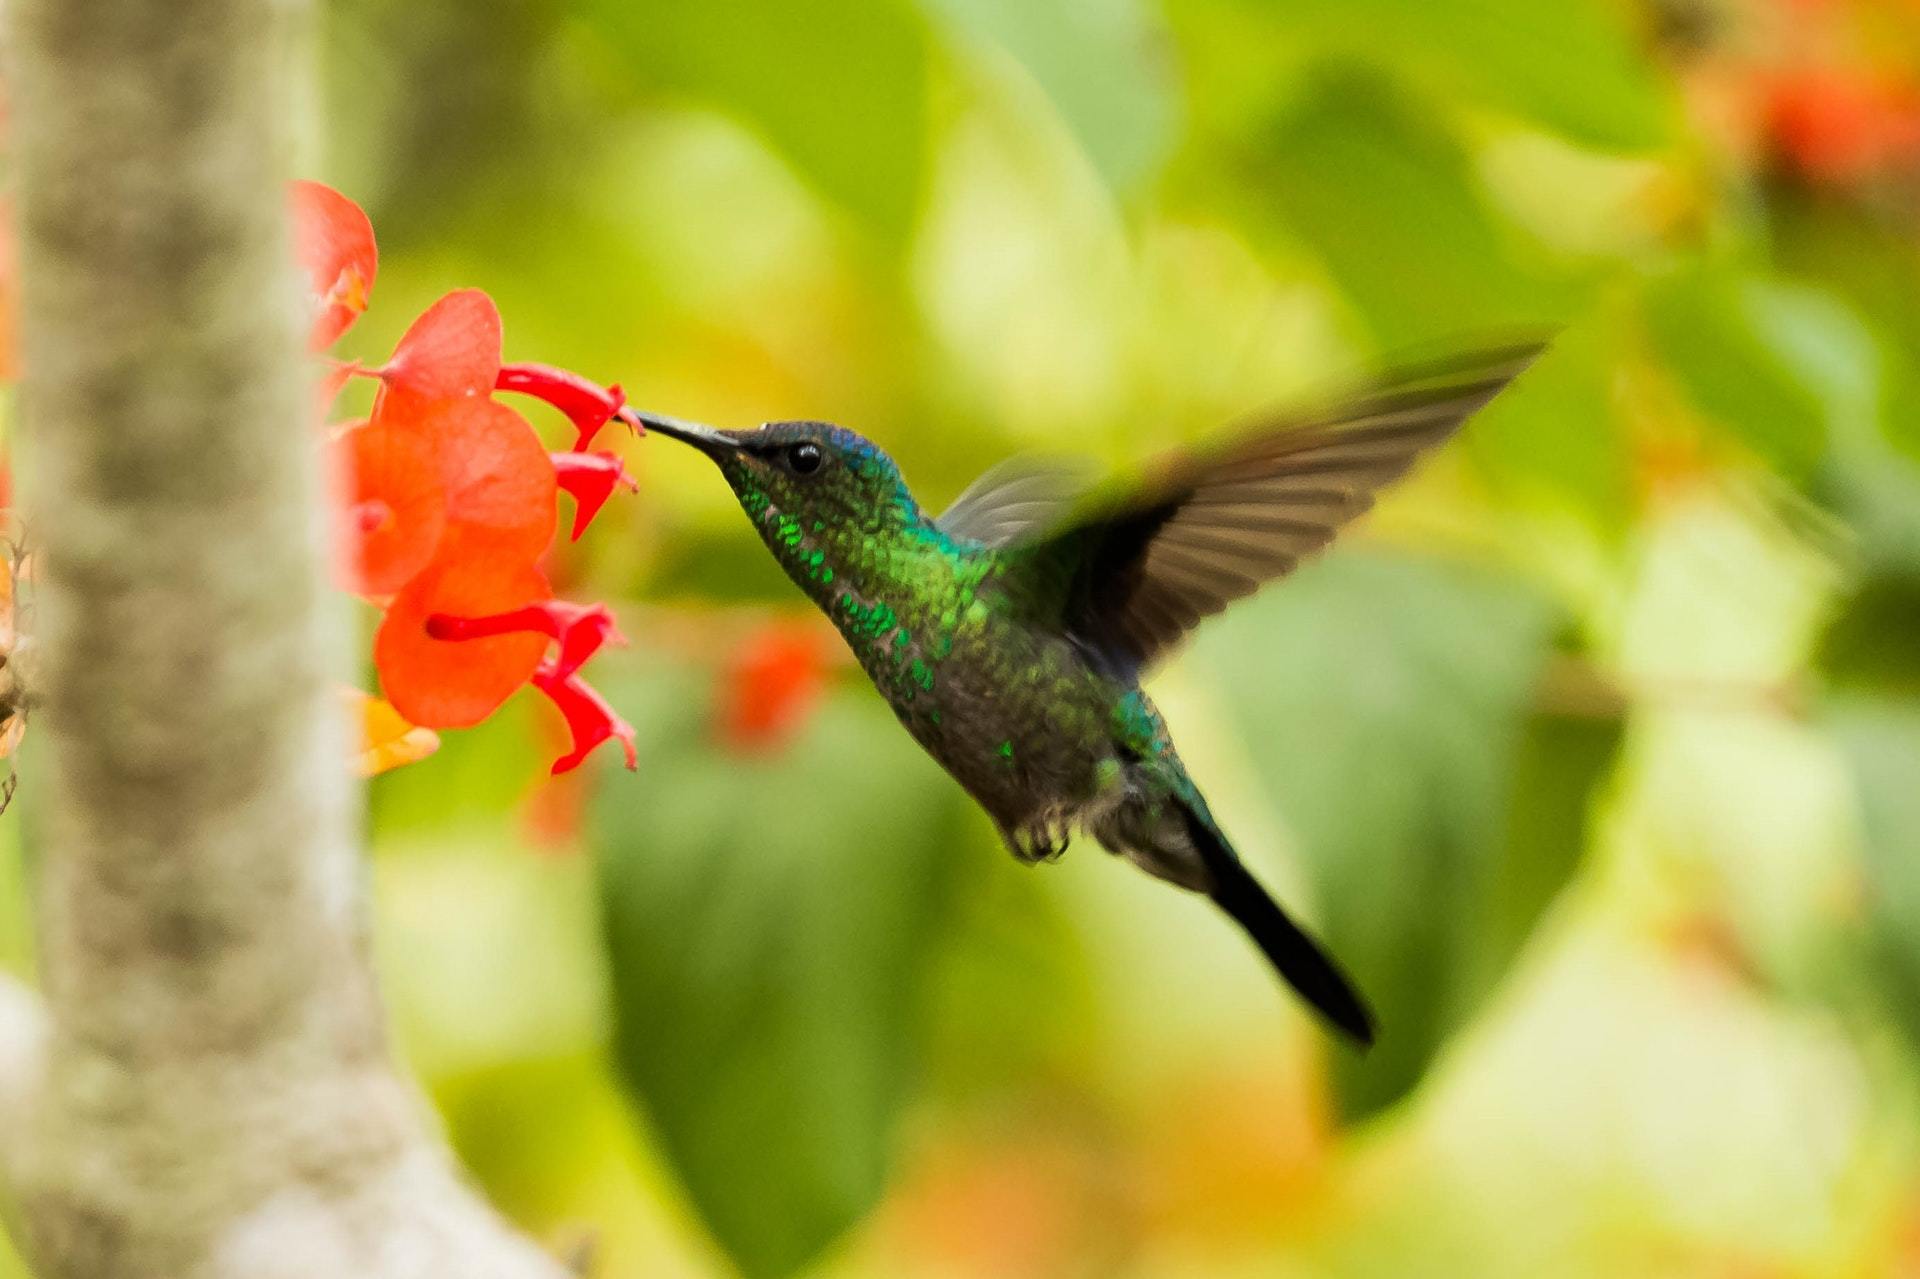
[330,419,445,597]
[718,619,832,753]
[373,289,503,421]
[497,362,629,450]
[552,451,638,540]
[425,397,558,564]
[1766,67,1920,184]
[375,542,553,728]
[290,180,377,350]
[425,599,623,682]
[293,181,641,774]
[533,660,637,774]
[315,359,362,416]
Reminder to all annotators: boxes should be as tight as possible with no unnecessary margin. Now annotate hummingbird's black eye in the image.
[786,441,824,475]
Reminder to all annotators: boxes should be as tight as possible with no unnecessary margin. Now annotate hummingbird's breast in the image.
[750,505,1125,828]
[907,615,1125,832]
[821,543,1123,828]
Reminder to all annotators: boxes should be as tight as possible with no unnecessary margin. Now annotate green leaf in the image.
[1819,451,1920,1046]
[1820,575,1920,698]
[1265,0,1672,150]
[1643,268,1879,478]
[594,670,968,1279]
[582,0,931,240]
[1254,71,1572,349]
[1467,706,1621,1001]
[1815,451,1920,809]
[1771,189,1920,463]
[1816,447,1920,585]
[921,0,1175,192]
[1192,552,1616,1119]
[1831,698,1920,1051]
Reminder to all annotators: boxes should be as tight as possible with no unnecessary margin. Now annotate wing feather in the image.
[1022,342,1545,672]
[936,456,1100,547]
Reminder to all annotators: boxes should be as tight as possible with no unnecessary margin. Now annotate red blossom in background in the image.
[1705,1,1920,191]
[718,619,833,753]
[297,181,640,774]
[1766,66,1920,183]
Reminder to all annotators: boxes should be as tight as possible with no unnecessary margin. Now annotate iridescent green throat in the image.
[729,470,994,716]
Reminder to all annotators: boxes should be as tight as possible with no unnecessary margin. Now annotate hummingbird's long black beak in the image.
[627,409,741,457]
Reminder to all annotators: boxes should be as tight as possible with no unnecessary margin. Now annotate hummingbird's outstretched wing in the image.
[936,456,1100,548]
[1013,342,1545,674]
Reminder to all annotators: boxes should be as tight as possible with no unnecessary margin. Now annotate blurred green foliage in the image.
[583,0,932,241]
[1193,551,1617,1119]
[1264,0,1676,150]
[1249,70,1576,346]
[8,0,1920,1277]
[596,671,973,1279]
[1834,700,1920,1052]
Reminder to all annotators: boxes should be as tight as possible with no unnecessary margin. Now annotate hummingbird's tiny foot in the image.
[1004,819,1073,865]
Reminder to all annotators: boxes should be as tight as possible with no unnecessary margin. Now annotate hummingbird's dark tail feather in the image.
[1179,806,1377,1047]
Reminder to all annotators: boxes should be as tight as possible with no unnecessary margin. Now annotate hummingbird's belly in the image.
[817,561,1121,831]
[886,628,1118,831]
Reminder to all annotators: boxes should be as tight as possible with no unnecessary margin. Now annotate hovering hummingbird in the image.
[633,343,1542,1045]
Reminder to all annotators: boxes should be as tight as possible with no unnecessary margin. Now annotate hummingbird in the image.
[633,343,1542,1045]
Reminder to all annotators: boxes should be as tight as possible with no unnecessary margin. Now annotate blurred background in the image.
[10,0,1920,1274]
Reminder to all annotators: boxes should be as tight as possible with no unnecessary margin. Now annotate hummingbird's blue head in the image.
[633,412,936,581]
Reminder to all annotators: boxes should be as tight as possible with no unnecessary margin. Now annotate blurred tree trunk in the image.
[0,1,570,1275]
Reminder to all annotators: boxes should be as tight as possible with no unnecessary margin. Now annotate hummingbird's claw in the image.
[1006,819,1071,864]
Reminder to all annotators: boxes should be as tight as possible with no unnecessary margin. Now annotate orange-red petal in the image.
[374,289,502,423]
[552,451,637,540]
[315,359,363,419]
[330,419,446,596]
[430,398,558,562]
[496,362,627,450]
[423,599,621,681]
[532,662,637,774]
[375,546,551,728]
[290,180,377,351]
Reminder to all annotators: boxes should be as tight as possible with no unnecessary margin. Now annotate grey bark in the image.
[0,0,570,1275]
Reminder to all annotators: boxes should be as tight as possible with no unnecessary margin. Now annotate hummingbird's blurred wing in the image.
[935,456,1101,547]
[1015,342,1546,674]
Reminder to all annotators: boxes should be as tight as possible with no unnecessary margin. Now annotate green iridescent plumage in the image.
[637,343,1544,1045]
